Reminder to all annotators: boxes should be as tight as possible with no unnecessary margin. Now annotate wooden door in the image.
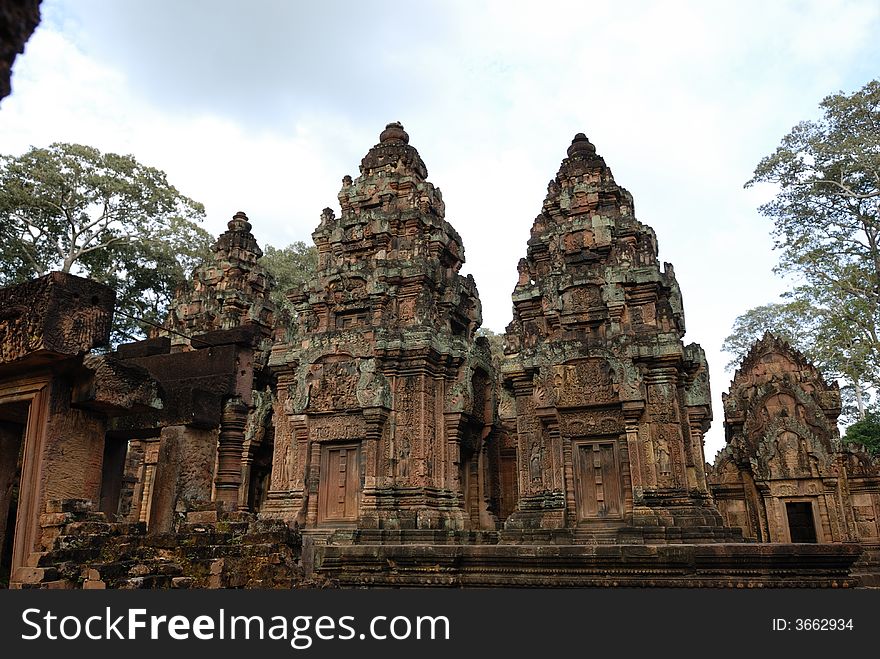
[318,443,360,524]
[573,440,623,521]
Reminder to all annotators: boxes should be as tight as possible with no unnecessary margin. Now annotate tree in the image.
[722,301,817,369]
[0,143,213,342]
[733,79,880,418]
[842,408,880,456]
[260,241,318,314]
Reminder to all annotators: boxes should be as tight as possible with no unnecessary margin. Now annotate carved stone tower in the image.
[265,123,495,532]
[710,333,880,544]
[501,133,737,542]
[155,212,277,513]
[163,211,276,345]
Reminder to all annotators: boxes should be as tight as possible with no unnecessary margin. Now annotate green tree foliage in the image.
[260,241,318,314]
[842,408,880,456]
[0,143,213,342]
[728,79,880,419]
[722,301,817,369]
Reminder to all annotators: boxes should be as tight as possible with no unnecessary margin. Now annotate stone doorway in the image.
[786,501,818,543]
[317,442,361,525]
[0,378,49,586]
[98,437,128,518]
[573,439,623,522]
[0,406,27,587]
[498,448,518,522]
[460,450,478,526]
[245,429,274,514]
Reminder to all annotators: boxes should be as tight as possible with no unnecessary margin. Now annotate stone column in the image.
[444,413,464,495]
[686,414,710,494]
[138,439,160,525]
[239,452,254,511]
[214,396,249,510]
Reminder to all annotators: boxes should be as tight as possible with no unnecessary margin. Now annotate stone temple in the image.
[1,124,878,588]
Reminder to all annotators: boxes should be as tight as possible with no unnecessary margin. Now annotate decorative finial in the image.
[228,211,252,233]
[567,133,597,158]
[379,121,409,145]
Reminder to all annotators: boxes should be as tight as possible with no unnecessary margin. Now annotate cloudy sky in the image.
[2,0,878,457]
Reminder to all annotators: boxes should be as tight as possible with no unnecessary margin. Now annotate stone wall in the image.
[12,499,307,589]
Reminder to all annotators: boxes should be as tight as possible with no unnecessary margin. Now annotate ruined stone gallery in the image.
[1,124,878,588]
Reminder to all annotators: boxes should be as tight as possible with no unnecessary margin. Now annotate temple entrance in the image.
[317,442,361,524]
[98,436,128,518]
[573,439,623,522]
[246,428,274,514]
[498,448,518,521]
[0,405,27,587]
[786,501,818,543]
[460,450,478,526]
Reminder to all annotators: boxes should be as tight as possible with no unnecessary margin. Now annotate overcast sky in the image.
[2,0,878,458]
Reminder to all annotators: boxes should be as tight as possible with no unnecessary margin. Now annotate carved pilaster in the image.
[359,407,389,528]
[686,412,710,494]
[305,439,321,527]
[214,396,249,510]
[622,402,645,503]
[444,412,465,495]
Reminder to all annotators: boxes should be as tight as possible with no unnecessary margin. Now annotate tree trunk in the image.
[853,379,866,420]
[61,254,75,273]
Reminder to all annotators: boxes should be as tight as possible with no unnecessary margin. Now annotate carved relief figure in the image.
[529,442,543,484]
[308,360,359,411]
[271,436,289,489]
[278,441,291,488]
[357,359,391,408]
[397,433,411,479]
[656,437,671,477]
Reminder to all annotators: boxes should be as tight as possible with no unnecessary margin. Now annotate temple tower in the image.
[163,211,276,344]
[501,133,735,542]
[147,212,277,514]
[265,123,495,532]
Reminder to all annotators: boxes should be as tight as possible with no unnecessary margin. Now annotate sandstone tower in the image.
[2,127,870,589]
[501,133,737,542]
[163,210,276,344]
[264,123,495,531]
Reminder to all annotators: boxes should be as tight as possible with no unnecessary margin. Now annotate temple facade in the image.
[709,333,880,545]
[0,125,877,588]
